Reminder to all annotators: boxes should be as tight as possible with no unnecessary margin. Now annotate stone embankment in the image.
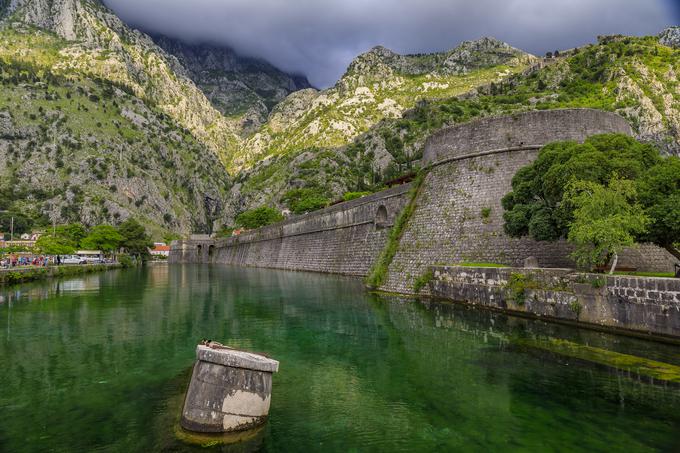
[428,266,680,339]
[170,183,412,276]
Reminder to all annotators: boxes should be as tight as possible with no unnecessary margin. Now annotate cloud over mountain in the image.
[103,0,678,87]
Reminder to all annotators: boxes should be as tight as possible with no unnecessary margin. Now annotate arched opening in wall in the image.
[197,245,203,258]
[208,245,215,259]
[375,205,388,229]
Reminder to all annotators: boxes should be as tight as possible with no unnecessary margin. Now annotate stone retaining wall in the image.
[380,109,676,294]
[428,266,680,338]
[169,183,413,276]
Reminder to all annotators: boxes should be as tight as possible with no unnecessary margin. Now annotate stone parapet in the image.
[429,266,680,339]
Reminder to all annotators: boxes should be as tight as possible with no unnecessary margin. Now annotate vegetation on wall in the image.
[366,172,425,288]
[413,268,434,293]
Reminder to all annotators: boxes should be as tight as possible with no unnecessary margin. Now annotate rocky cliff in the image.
[1,0,677,236]
[0,0,238,236]
[3,0,242,165]
[154,35,311,134]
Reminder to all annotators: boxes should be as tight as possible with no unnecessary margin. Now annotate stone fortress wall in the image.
[171,109,676,287]
[380,109,676,294]
[170,183,413,276]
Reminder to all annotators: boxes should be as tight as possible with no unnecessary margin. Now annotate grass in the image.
[612,271,675,278]
[457,262,510,268]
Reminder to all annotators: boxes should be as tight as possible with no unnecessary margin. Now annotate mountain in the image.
[228,32,679,221]
[0,0,240,236]
[3,0,242,164]
[224,38,537,216]
[659,26,680,48]
[0,0,677,235]
[231,37,536,170]
[153,35,311,135]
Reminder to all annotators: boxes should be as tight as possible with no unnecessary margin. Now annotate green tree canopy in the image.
[282,188,329,214]
[636,157,680,260]
[54,223,87,248]
[502,134,660,241]
[81,225,123,253]
[565,177,649,272]
[502,133,679,262]
[0,212,33,236]
[35,235,76,256]
[235,206,284,229]
[118,219,153,260]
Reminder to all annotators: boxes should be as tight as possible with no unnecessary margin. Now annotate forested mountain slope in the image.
[229,31,679,221]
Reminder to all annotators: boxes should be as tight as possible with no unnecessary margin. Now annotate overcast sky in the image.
[102,0,678,88]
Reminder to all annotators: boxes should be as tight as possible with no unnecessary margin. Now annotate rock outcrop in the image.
[659,26,680,48]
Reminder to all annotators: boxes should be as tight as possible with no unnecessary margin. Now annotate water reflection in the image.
[0,265,678,453]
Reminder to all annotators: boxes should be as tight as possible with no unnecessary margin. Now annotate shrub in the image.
[343,191,372,202]
[506,273,540,306]
[413,268,434,293]
[282,188,329,214]
[118,254,134,268]
[215,226,235,238]
[236,206,284,229]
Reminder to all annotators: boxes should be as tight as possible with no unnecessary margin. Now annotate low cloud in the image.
[103,0,677,87]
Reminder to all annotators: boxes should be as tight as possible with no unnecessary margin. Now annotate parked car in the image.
[82,256,105,264]
[62,256,86,265]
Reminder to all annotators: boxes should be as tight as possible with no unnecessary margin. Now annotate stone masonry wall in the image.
[381,109,677,295]
[169,183,412,276]
[429,266,680,338]
[422,108,634,165]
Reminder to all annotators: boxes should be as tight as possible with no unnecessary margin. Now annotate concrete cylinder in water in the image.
[180,345,280,433]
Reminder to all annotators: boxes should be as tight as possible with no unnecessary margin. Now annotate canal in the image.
[0,265,678,452]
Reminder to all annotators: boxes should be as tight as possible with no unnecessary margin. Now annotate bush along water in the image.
[0,264,119,287]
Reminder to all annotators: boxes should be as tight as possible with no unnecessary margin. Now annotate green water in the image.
[0,265,679,452]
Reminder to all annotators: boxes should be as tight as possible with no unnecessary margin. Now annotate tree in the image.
[118,219,153,260]
[0,212,32,236]
[35,235,76,256]
[163,232,182,244]
[503,134,659,241]
[55,223,87,248]
[81,225,122,253]
[235,207,284,229]
[636,157,680,260]
[502,134,680,263]
[565,177,649,273]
